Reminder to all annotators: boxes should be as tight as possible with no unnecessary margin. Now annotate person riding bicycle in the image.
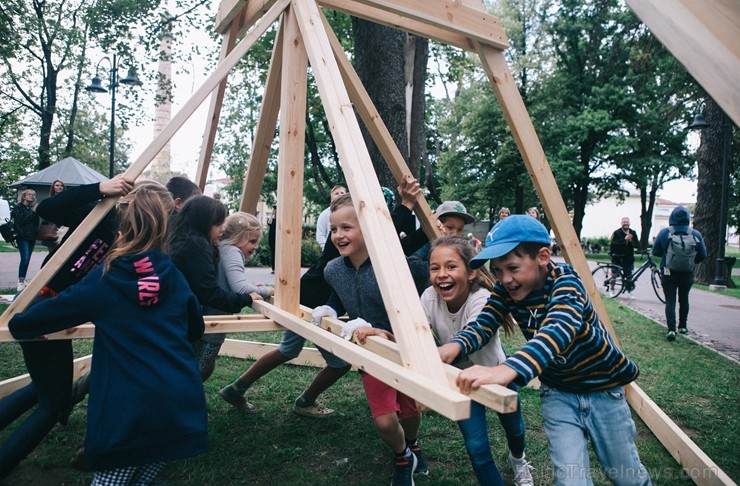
[610,217,639,299]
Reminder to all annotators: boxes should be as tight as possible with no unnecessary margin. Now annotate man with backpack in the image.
[652,206,707,341]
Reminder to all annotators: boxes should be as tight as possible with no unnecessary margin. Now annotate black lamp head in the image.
[688,113,709,130]
[119,67,143,87]
[85,76,108,94]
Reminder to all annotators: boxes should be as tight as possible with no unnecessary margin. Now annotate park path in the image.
[1,250,738,362]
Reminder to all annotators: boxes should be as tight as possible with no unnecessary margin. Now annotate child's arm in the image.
[354,326,394,344]
[456,364,519,394]
[220,245,271,299]
[446,289,509,358]
[9,272,101,338]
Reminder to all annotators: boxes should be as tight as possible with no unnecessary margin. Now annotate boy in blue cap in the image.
[439,215,651,485]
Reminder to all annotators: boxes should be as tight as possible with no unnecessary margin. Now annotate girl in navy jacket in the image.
[10,183,208,484]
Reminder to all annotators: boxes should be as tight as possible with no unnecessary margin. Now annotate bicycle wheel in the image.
[651,267,665,303]
[591,264,625,298]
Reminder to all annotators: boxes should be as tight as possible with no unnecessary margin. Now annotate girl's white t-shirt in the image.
[420,286,506,368]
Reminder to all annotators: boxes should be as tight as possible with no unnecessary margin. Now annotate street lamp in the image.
[689,108,731,288]
[85,54,142,179]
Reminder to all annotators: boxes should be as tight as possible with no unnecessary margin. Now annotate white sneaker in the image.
[508,453,534,486]
[17,282,26,292]
[628,292,636,300]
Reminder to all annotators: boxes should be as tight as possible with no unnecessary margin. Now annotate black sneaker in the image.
[391,452,417,486]
[219,385,256,412]
[409,444,429,476]
[678,327,688,334]
[666,331,676,341]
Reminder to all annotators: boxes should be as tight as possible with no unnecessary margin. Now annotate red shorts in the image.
[360,372,419,419]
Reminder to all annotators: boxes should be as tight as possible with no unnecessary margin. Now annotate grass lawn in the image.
[0,299,738,485]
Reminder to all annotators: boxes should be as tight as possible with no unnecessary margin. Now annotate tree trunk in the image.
[352,19,425,193]
[693,99,726,285]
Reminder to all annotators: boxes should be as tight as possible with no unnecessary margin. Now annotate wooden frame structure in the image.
[0,0,736,483]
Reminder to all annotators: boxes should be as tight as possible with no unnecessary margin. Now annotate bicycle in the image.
[591,250,665,303]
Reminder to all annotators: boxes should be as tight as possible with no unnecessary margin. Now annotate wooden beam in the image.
[626,384,735,486]
[304,307,517,414]
[274,5,308,315]
[240,22,285,214]
[292,0,448,384]
[195,14,244,189]
[350,0,508,50]
[0,355,92,400]
[254,300,471,420]
[318,0,474,51]
[322,11,441,242]
[625,0,740,126]
[0,0,290,327]
[0,317,279,342]
[215,0,246,34]
[219,338,327,367]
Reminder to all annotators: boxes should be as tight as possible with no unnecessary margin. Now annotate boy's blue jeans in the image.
[457,383,526,486]
[539,384,651,486]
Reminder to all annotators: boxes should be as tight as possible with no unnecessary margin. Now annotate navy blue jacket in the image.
[651,206,707,273]
[9,250,208,470]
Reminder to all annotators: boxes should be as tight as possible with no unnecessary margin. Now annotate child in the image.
[0,175,134,479]
[315,193,428,486]
[202,212,266,382]
[440,215,651,486]
[421,236,533,486]
[218,210,351,416]
[169,195,257,381]
[9,182,208,485]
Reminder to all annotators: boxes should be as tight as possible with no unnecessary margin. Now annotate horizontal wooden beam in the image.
[254,300,471,420]
[220,338,328,367]
[318,0,474,51]
[350,0,508,50]
[0,316,279,342]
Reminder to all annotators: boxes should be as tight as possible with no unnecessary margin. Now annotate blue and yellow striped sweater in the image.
[451,262,639,392]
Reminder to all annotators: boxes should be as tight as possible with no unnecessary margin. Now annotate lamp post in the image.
[689,108,731,288]
[85,54,142,179]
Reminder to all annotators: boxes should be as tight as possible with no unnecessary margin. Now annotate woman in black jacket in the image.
[11,189,40,292]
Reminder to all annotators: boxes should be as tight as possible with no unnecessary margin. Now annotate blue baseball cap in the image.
[470,215,551,269]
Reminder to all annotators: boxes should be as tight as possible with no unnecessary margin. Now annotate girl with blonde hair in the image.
[200,212,270,381]
[10,181,208,485]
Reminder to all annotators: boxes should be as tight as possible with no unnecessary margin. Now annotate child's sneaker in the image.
[218,385,256,412]
[293,401,335,418]
[666,331,676,341]
[508,453,534,486]
[391,451,417,486]
[409,444,429,476]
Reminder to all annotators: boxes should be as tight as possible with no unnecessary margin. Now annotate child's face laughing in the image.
[429,245,476,313]
[330,205,368,268]
[490,248,549,302]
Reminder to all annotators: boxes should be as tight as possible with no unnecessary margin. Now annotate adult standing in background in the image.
[40,180,67,253]
[652,206,707,341]
[610,217,639,299]
[48,180,66,197]
[315,185,347,249]
[12,189,39,292]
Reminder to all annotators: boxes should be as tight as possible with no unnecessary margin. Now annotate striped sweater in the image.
[451,262,639,392]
